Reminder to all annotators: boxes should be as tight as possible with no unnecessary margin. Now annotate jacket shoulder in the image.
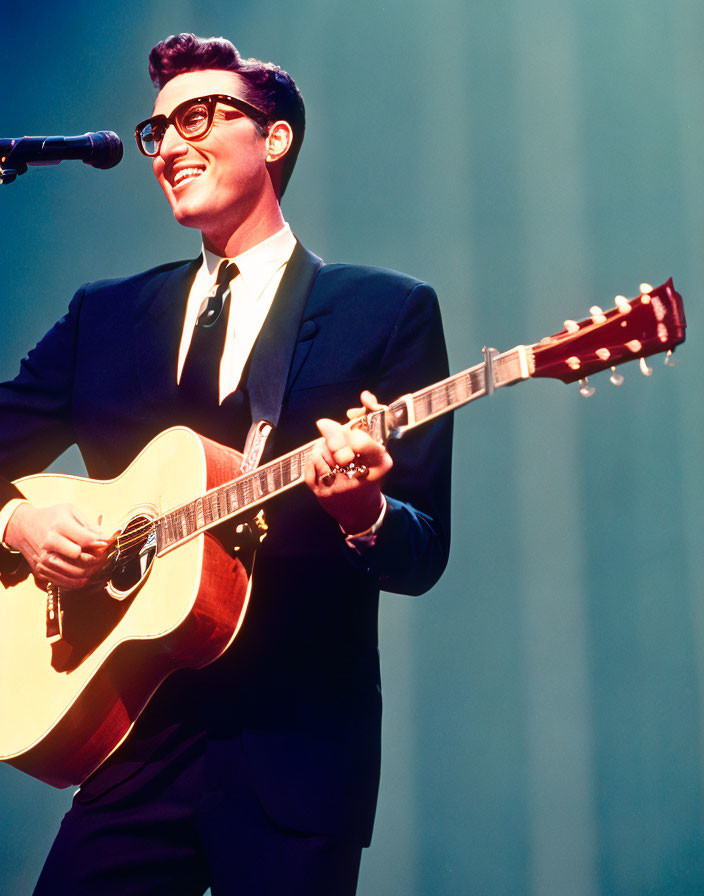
[316,262,427,294]
[79,259,196,299]
[310,263,436,321]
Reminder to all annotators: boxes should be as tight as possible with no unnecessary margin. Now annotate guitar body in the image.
[0,427,250,788]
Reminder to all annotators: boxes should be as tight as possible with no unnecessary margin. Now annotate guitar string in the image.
[100,394,413,562]
[99,359,508,566]
[100,368,484,565]
[105,444,319,561]
[105,399,401,561]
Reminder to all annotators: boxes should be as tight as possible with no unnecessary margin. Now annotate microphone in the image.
[0,131,123,172]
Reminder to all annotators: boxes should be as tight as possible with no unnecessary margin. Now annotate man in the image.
[0,33,452,895]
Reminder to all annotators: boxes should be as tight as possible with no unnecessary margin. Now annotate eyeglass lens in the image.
[138,99,213,156]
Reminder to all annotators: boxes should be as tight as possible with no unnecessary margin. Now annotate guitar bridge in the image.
[46,583,63,642]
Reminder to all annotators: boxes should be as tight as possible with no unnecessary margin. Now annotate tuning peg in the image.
[578,378,595,397]
[664,349,679,367]
[563,319,580,333]
[639,282,654,295]
[589,306,607,324]
[609,367,624,386]
[615,295,631,313]
[639,357,653,376]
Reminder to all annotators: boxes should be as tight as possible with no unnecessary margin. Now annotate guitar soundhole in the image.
[108,514,157,598]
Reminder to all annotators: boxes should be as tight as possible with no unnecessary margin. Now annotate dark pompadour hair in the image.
[149,33,305,196]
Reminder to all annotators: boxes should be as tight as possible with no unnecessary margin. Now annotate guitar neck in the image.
[154,344,534,555]
[387,344,533,433]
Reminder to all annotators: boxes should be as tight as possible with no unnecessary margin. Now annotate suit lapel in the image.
[135,258,200,410]
[245,242,324,428]
[144,258,200,323]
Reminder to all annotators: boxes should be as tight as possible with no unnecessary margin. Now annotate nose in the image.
[158,122,189,161]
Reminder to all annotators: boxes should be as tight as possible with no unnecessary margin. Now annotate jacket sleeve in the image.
[356,282,453,596]
[0,287,83,481]
[0,288,84,578]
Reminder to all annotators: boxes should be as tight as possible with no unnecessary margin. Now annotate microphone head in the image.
[84,131,123,169]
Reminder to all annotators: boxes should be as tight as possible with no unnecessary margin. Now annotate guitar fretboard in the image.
[406,347,530,426]
[155,344,533,554]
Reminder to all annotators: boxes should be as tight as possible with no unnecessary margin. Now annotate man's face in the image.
[151,69,270,243]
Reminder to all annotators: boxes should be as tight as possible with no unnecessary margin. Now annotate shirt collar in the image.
[200,224,296,293]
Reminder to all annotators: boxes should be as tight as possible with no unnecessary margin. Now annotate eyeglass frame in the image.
[134,94,271,158]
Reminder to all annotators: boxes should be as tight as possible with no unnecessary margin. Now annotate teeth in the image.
[173,167,204,186]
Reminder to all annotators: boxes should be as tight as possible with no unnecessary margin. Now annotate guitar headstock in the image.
[530,279,686,384]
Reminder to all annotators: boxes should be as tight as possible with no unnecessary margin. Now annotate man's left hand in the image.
[304,391,393,535]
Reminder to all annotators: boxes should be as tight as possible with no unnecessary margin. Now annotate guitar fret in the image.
[216,489,226,519]
[156,518,166,549]
[493,354,522,388]
[151,443,328,552]
[470,369,484,395]
[413,369,479,424]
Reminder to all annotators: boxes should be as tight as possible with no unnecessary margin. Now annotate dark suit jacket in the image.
[0,243,452,845]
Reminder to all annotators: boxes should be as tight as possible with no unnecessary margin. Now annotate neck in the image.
[202,194,285,258]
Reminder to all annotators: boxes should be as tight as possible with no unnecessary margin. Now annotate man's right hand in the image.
[4,503,109,589]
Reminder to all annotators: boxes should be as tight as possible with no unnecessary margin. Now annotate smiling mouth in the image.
[172,167,206,188]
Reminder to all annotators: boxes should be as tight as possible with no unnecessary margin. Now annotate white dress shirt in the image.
[178,224,296,403]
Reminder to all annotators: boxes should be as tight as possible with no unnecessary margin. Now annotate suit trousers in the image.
[33,734,363,896]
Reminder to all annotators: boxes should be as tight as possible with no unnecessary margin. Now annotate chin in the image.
[170,202,208,231]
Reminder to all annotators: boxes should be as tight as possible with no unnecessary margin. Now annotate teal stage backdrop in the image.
[1,1,703,893]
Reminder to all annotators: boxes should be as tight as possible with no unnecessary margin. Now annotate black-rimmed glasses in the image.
[134,94,270,157]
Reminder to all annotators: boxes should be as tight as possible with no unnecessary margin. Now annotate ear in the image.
[265,120,294,163]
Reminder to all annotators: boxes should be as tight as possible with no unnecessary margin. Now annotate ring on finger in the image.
[321,468,337,487]
[333,461,369,480]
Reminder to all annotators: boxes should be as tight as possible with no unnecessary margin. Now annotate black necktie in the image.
[179,260,238,408]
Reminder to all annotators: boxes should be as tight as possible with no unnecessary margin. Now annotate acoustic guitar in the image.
[0,279,686,787]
